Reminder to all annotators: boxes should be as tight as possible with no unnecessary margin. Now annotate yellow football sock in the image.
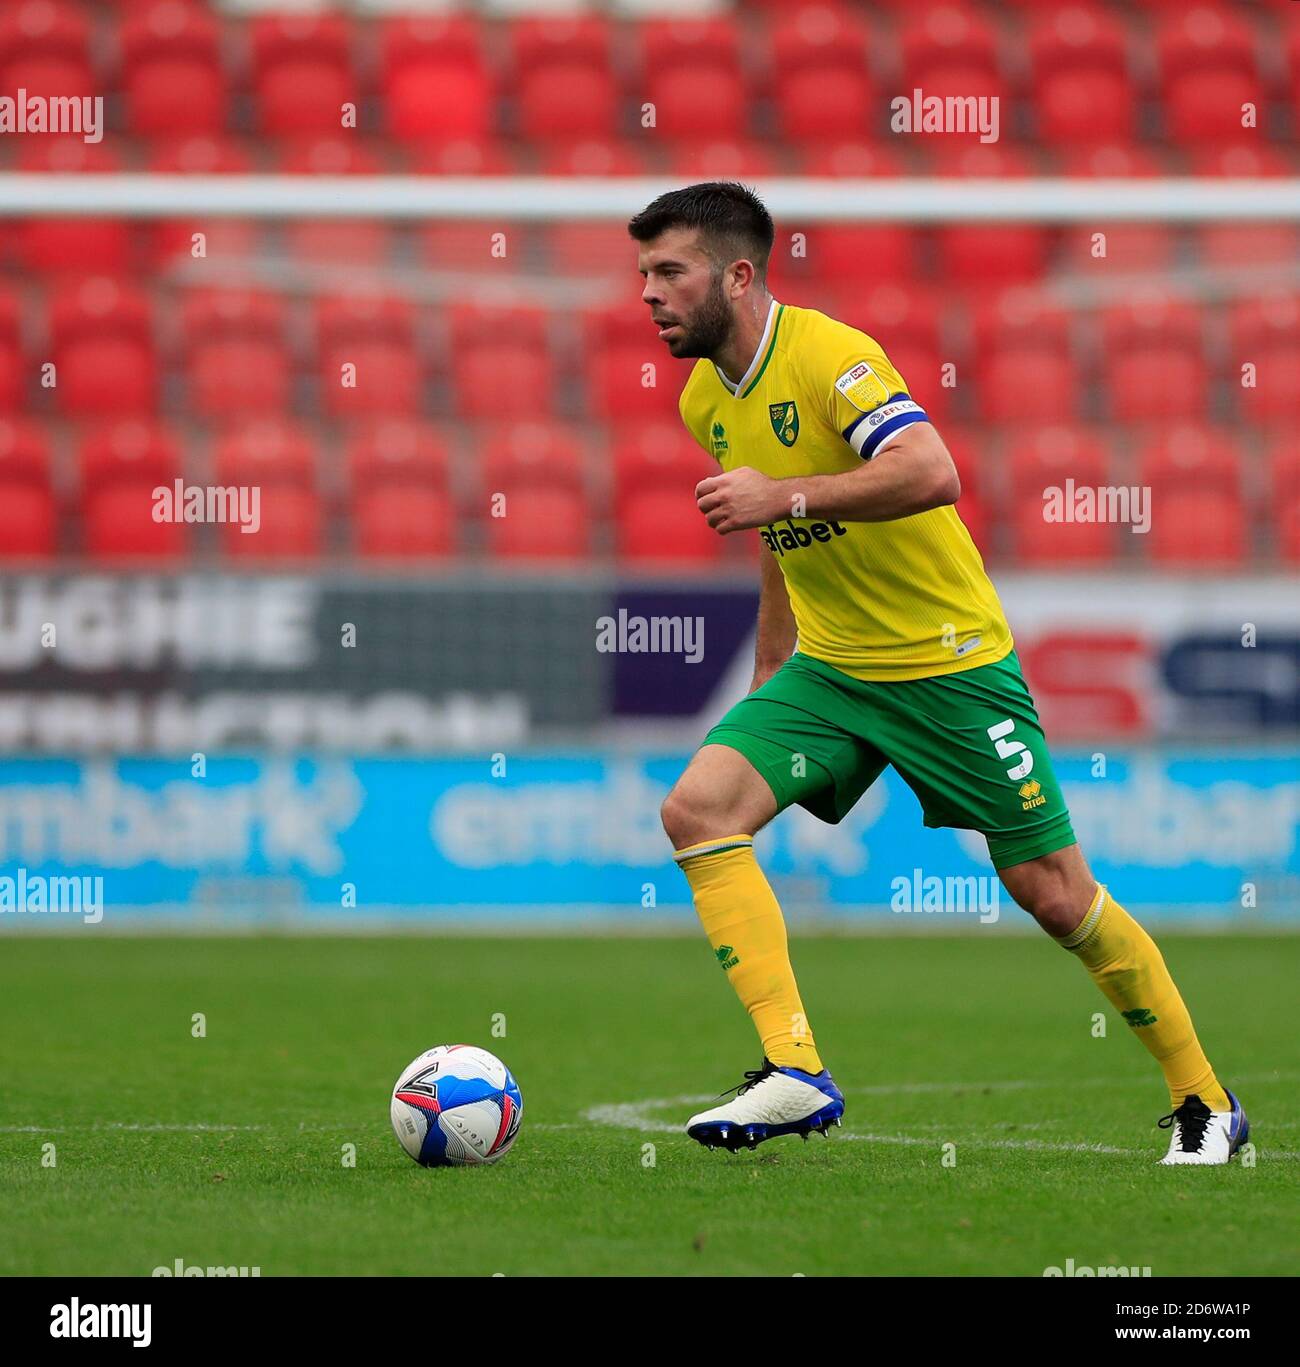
[674,834,824,1073]
[1057,885,1231,1111]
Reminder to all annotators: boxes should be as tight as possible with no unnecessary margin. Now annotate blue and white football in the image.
[390,1045,523,1168]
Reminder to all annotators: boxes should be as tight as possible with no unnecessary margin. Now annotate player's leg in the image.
[847,647,1247,1164]
[997,846,1248,1165]
[662,742,824,1071]
[663,660,880,1149]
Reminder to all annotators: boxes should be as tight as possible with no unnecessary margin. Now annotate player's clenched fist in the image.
[695,466,783,534]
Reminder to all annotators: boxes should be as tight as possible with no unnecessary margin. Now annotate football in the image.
[389,1044,523,1168]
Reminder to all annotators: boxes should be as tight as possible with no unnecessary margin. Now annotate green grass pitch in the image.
[1,934,1295,1277]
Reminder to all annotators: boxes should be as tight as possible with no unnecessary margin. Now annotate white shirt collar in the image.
[714,297,779,396]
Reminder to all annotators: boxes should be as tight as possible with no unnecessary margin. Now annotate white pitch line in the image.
[584,1075,1300,1159]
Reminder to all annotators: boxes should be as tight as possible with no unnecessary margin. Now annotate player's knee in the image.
[660,783,741,850]
[660,786,704,848]
[1019,884,1085,937]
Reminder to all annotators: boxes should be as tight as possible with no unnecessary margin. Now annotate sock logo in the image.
[1122,1007,1158,1027]
[714,943,739,971]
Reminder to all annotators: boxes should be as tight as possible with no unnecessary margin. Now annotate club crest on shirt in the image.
[835,361,890,412]
[769,400,799,446]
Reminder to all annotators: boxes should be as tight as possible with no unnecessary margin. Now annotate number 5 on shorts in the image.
[987,718,1034,781]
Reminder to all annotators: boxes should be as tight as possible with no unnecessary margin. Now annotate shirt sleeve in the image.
[824,339,930,461]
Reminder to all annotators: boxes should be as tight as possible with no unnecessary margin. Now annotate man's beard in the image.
[666,276,732,359]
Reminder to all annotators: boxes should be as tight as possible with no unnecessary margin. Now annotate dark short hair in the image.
[627,181,775,279]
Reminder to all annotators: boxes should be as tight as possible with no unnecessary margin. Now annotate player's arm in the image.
[696,423,959,531]
[751,545,797,692]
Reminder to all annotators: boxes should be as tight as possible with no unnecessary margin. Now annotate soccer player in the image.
[628,182,1248,1166]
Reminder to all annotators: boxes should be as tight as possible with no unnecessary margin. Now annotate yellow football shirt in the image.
[678,299,1013,681]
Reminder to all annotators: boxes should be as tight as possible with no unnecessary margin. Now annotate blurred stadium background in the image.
[0,0,1296,932]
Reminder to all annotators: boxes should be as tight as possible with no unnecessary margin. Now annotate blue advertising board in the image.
[0,752,1296,928]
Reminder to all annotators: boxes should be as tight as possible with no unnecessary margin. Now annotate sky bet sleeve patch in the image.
[834,361,891,413]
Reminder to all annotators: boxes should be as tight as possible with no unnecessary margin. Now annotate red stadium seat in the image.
[347,421,449,491]
[485,486,589,561]
[665,141,780,178]
[765,5,870,83]
[0,0,93,100]
[797,143,908,178]
[1138,424,1242,497]
[79,420,180,493]
[16,142,132,277]
[316,295,416,351]
[453,342,553,420]
[1013,500,1117,566]
[1198,225,1300,270]
[1135,423,1248,565]
[1009,426,1111,498]
[191,340,292,419]
[1157,6,1259,87]
[1036,69,1136,145]
[774,67,876,143]
[931,147,1048,287]
[617,487,723,566]
[250,13,356,137]
[146,136,259,269]
[314,299,418,421]
[84,484,187,562]
[183,290,291,419]
[899,4,1007,122]
[1228,297,1300,420]
[322,340,421,419]
[1100,302,1208,422]
[517,66,618,142]
[412,139,519,177]
[479,421,588,494]
[0,418,50,484]
[380,14,492,142]
[1164,70,1262,145]
[646,66,747,140]
[279,140,390,266]
[633,18,741,79]
[1190,145,1296,179]
[0,482,56,559]
[1145,491,1247,568]
[120,1,226,136]
[355,486,455,561]
[0,292,23,412]
[51,279,157,416]
[509,14,613,72]
[1267,435,1300,562]
[212,421,317,490]
[544,145,652,275]
[77,421,184,563]
[451,305,549,353]
[0,418,54,559]
[219,485,322,561]
[1028,5,1130,84]
[612,421,715,499]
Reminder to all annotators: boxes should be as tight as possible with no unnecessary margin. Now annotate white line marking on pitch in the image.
[585,1075,1300,1159]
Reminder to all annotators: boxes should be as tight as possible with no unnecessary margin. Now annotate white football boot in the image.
[1157,1090,1250,1165]
[686,1058,845,1152]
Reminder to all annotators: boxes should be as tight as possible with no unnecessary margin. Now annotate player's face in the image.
[638,230,733,360]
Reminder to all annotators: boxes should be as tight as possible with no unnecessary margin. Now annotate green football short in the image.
[702,649,1075,870]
